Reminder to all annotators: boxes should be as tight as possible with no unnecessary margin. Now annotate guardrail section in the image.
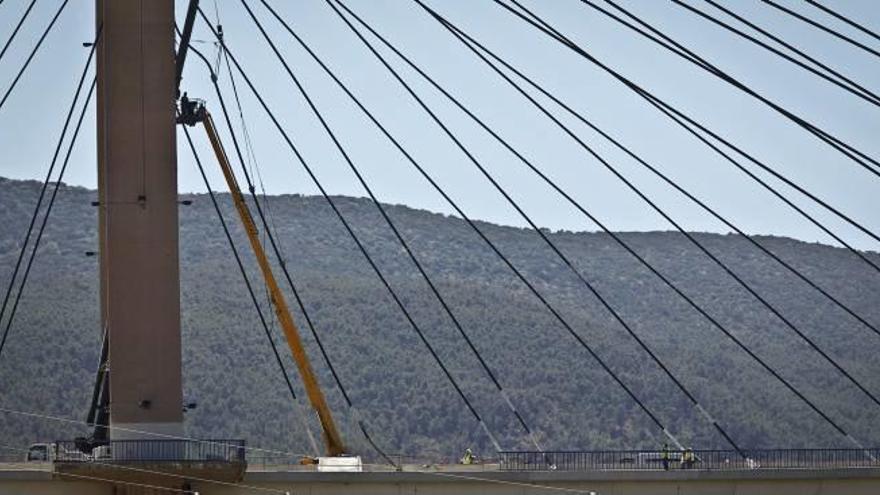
[500,448,880,471]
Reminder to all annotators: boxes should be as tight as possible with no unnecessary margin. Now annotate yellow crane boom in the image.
[200,109,346,457]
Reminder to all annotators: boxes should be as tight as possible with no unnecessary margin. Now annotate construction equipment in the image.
[178,100,346,458]
[73,327,109,455]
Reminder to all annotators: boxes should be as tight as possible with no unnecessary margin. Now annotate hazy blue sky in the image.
[1,0,878,250]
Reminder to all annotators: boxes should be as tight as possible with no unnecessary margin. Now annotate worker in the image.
[179,92,201,125]
[682,447,696,469]
[461,448,475,465]
[180,92,192,115]
[661,443,670,471]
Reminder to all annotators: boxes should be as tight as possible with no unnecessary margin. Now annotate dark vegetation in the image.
[1,176,879,461]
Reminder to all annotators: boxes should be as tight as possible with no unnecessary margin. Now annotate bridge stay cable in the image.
[242,0,546,454]
[0,19,318,465]
[494,0,880,271]
[0,78,94,360]
[487,0,876,454]
[179,119,321,458]
[584,0,880,176]
[416,2,880,415]
[583,0,877,107]
[333,0,880,456]
[779,0,880,58]
[182,38,325,460]
[219,45,283,266]
[0,29,99,358]
[0,27,101,359]
[194,7,506,455]
[219,56,397,465]
[183,34,396,465]
[643,0,880,106]
[698,0,879,103]
[287,0,690,452]
[177,32,318,453]
[0,0,38,64]
[633,94,880,276]
[180,27,325,459]
[512,0,880,184]
[579,0,880,176]
[415,11,880,342]
[1,0,875,470]
[321,0,745,454]
[328,0,872,454]
[326,0,880,455]
[0,0,70,114]
[496,0,880,328]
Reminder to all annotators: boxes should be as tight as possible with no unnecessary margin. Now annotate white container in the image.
[317,456,363,472]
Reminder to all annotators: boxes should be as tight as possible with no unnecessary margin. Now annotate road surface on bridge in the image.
[3,462,880,495]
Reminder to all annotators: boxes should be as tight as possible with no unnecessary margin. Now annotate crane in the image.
[178,98,347,459]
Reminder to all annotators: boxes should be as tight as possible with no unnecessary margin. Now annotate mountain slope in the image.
[1,176,879,460]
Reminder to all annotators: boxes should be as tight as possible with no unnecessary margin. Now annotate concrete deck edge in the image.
[4,467,880,484]
[244,468,880,483]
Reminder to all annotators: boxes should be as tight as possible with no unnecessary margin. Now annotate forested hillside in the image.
[1,176,879,460]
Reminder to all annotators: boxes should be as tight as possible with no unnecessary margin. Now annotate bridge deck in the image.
[4,446,880,494]
[4,462,880,495]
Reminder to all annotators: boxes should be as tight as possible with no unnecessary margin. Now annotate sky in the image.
[0,0,878,251]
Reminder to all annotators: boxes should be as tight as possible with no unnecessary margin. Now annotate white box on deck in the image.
[318,456,363,472]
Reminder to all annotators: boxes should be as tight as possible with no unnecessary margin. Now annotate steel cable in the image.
[421,0,880,414]
[488,0,874,452]
[777,0,880,58]
[184,34,396,465]
[0,0,70,113]
[0,28,99,356]
[245,0,545,454]
[419,10,880,342]
[316,0,687,450]
[0,78,95,360]
[495,0,880,270]
[0,0,37,64]
[179,42,324,459]
[336,0,880,455]
[326,0,742,454]
[601,0,880,106]
[632,0,880,174]
[507,0,880,180]
[196,7,505,453]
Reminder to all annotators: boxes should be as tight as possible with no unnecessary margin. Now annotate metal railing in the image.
[500,448,880,472]
[53,439,246,464]
[245,454,502,472]
[40,444,880,471]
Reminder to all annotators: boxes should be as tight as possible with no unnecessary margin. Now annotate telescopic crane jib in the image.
[177,98,347,459]
[174,0,346,459]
